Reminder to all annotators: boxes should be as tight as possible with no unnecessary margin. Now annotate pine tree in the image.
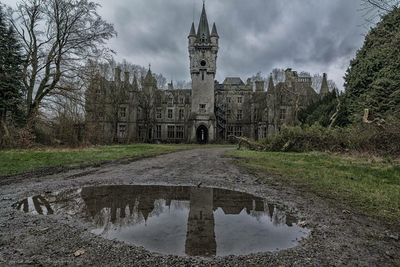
[344,7,400,120]
[0,6,24,124]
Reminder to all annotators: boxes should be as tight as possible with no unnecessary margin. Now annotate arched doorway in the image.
[196,125,208,144]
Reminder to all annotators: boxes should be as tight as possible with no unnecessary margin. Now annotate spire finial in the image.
[148,63,151,70]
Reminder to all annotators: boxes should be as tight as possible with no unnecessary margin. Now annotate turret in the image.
[188,22,196,47]
[124,71,130,84]
[267,74,275,93]
[210,23,219,46]
[320,73,329,98]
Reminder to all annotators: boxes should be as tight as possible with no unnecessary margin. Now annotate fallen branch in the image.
[228,136,265,151]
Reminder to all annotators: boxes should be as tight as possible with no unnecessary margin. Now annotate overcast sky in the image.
[3,0,368,89]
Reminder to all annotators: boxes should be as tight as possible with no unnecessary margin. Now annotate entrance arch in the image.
[196,125,208,144]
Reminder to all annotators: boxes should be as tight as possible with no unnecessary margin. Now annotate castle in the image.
[85,3,329,144]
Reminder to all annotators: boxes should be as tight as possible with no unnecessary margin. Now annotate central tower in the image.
[188,2,219,143]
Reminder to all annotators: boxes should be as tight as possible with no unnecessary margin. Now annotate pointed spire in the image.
[189,22,196,37]
[211,22,219,37]
[197,1,211,43]
[320,73,329,97]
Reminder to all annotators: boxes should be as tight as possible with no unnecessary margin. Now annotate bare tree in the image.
[360,0,400,23]
[9,0,116,127]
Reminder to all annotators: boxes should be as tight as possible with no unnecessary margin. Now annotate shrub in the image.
[261,119,400,156]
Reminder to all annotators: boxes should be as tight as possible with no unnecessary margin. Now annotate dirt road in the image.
[0,147,398,266]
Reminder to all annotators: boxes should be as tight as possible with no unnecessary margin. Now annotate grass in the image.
[0,144,198,176]
[228,150,400,222]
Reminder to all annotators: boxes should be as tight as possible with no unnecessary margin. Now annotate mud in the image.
[0,147,399,266]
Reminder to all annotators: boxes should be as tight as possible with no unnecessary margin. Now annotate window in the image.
[227,126,234,137]
[179,96,185,104]
[156,108,162,119]
[176,126,184,139]
[179,109,185,120]
[119,107,127,118]
[168,96,174,105]
[280,108,286,121]
[118,124,127,138]
[234,126,243,137]
[199,104,206,113]
[168,109,173,119]
[167,125,175,139]
[155,125,162,139]
[263,127,267,138]
[226,109,231,118]
[237,110,243,120]
[237,97,243,104]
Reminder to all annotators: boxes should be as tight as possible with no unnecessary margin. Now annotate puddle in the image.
[15,185,309,257]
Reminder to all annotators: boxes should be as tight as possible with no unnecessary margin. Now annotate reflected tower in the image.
[185,187,216,256]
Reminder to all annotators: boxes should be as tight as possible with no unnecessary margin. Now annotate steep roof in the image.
[188,22,196,37]
[211,23,219,37]
[197,2,211,43]
[223,77,244,85]
[320,73,330,96]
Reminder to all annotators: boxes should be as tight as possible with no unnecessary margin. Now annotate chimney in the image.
[114,67,121,82]
[255,80,265,92]
[124,71,130,84]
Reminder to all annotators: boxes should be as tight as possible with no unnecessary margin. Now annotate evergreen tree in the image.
[298,91,351,127]
[0,6,24,124]
[344,7,400,120]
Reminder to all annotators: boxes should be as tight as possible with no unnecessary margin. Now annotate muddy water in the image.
[15,185,309,257]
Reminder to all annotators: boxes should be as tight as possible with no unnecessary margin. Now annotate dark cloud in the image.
[3,0,367,89]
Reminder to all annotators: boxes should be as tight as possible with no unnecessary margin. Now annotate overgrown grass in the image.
[229,150,400,222]
[0,144,197,176]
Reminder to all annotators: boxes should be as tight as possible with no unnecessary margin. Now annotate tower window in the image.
[199,104,206,113]
[201,71,204,81]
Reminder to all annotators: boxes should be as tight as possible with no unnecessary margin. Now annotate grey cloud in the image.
[3,0,367,89]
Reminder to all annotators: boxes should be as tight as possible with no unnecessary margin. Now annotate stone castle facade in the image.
[85,3,329,144]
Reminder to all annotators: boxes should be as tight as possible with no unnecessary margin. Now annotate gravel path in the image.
[0,147,399,266]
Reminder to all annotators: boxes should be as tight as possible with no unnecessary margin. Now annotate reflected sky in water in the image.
[15,185,309,257]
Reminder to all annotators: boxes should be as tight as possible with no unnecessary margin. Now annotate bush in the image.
[261,119,400,156]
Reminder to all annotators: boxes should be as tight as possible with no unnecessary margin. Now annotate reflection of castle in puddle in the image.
[80,185,298,257]
[16,195,54,215]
